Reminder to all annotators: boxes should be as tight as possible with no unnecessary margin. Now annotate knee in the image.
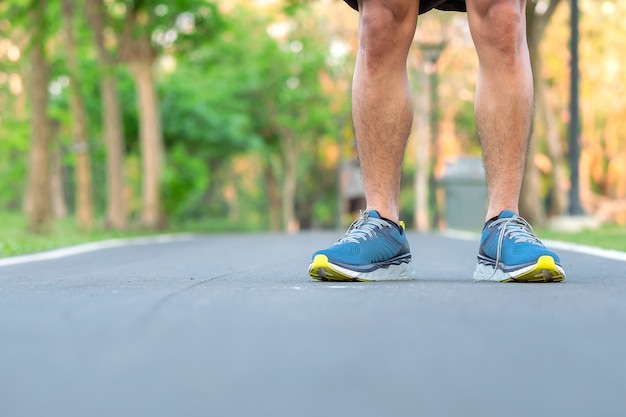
[471,1,527,64]
[359,1,417,55]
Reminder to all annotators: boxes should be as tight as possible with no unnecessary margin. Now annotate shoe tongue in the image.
[365,210,382,219]
[364,210,403,233]
[498,210,517,219]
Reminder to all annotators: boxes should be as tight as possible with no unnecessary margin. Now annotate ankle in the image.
[366,207,400,226]
[485,207,518,222]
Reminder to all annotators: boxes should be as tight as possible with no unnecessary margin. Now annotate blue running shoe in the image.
[308,210,415,281]
[473,210,566,282]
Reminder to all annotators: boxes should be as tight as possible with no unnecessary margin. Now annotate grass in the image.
[0,212,154,258]
[0,211,265,258]
[1,210,625,258]
[538,223,626,252]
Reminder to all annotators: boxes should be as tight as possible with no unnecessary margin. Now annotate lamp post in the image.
[421,42,447,153]
[414,41,446,231]
[568,0,584,215]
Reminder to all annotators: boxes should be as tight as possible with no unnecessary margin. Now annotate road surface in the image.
[1,231,626,417]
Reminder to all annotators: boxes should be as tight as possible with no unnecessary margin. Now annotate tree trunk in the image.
[85,0,128,230]
[102,73,128,229]
[414,66,431,231]
[264,161,281,232]
[519,126,544,225]
[116,3,165,230]
[265,98,299,233]
[25,2,52,233]
[520,0,564,225]
[281,133,299,233]
[129,57,164,229]
[538,77,568,215]
[520,7,546,225]
[49,119,68,218]
[62,0,94,230]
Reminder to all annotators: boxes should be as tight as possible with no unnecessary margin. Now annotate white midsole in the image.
[473,263,512,282]
[473,262,565,282]
[330,261,417,281]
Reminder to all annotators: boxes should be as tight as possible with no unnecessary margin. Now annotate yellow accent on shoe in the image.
[308,254,372,282]
[502,255,566,283]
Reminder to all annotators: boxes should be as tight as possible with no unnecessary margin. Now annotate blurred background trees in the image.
[0,0,624,235]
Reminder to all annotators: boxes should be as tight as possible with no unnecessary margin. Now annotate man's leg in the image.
[353,0,419,224]
[308,0,419,282]
[466,0,533,220]
[467,0,565,282]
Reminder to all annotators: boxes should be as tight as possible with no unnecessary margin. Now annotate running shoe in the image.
[308,210,415,282]
[473,210,566,282]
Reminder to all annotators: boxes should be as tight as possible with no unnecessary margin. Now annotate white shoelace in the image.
[336,212,390,244]
[488,215,543,279]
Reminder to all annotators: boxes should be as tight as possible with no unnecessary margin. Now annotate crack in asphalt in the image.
[135,272,235,327]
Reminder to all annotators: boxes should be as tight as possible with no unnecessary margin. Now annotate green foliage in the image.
[0,118,29,210]
[159,63,262,157]
[157,4,340,226]
[454,99,481,154]
[0,0,346,231]
[102,0,224,58]
[161,144,209,220]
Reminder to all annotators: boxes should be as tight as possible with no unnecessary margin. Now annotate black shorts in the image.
[343,0,466,15]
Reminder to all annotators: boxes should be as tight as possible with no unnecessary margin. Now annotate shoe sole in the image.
[474,255,566,283]
[308,254,415,282]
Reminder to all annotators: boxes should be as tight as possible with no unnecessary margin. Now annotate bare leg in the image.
[353,0,419,224]
[466,0,534,221]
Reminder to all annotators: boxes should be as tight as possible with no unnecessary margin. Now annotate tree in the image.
[248,11,335,231]
[521,0,565,225]
[114,0,222,229]
[61,0,94,230]
[0,5,31,213]
[85,0,128,230]
[25,0,53,233]
[159,3,337,231]
[118,2,164,229]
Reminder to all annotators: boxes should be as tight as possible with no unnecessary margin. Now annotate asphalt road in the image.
[1,231,626,417]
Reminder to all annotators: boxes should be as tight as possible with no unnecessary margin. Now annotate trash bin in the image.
[439,156,487,230]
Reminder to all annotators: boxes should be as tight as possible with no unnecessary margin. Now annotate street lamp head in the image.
[418,41,448,65]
